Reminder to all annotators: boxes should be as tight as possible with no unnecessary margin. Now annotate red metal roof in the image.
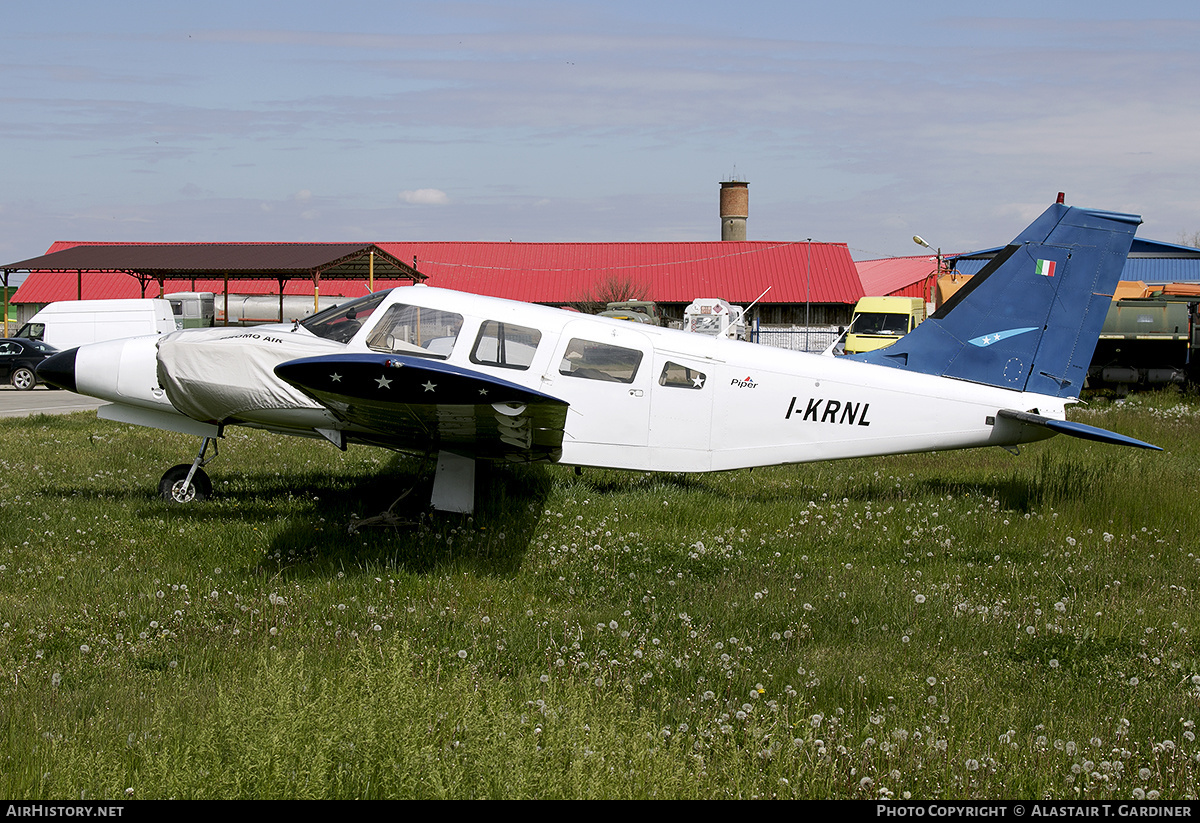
[13,240,862,306]
[381,241,862,304]
[856,255,940,299]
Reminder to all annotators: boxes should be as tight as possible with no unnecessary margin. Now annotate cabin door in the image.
[544,320,653,449]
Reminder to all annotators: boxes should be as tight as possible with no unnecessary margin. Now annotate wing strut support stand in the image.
[431,451,475,514]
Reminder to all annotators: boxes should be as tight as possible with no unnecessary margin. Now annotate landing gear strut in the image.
[159,436,218,503]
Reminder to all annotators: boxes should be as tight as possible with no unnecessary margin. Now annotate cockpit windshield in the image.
[300,291,390,343]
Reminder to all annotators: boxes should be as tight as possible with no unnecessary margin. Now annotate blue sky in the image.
[2,0,1198,268]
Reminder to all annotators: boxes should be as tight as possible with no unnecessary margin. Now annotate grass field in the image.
[1,392,1199,799]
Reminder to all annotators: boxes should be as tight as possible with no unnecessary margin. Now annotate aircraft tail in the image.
[848,203,1141,397]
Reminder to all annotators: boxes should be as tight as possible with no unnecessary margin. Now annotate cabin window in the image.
[659,361,706,389]
[365,304,464,359]
[470,321,542,370]
[301,291,389,343]
[558,338,643,383]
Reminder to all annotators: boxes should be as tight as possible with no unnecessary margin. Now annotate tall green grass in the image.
[2,392,1200,798]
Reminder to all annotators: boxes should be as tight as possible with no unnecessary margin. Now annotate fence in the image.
[752,325,844,354]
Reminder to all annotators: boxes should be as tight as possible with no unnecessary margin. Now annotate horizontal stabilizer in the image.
[997,408,1161,451]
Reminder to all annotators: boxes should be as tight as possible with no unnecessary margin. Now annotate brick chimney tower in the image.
[720,180,748,241]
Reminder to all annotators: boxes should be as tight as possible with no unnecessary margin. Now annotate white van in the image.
[16,299,178,349]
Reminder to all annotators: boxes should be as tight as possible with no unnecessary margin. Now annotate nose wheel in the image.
[159,464,213,502]
[159,436,218,503]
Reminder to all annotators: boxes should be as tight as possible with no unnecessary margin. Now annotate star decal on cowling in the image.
[330,373,342,382]
[376,375,393,389]
[422,380,437,392]
[692,375,705,388]
[479,388,489,396]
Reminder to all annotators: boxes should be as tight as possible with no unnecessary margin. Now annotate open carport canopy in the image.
[1,242,425,290]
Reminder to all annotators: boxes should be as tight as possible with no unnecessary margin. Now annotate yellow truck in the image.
[844,296,927,355]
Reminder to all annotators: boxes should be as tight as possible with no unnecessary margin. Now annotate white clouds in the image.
[399,188,450,205]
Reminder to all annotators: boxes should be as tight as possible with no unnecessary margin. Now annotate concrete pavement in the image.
[0,386,105,418]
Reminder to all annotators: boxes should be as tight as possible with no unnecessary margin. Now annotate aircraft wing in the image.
[274,353,569,461]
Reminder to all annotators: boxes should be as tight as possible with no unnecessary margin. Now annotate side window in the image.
[365,304,464,359]
[0,343,17,356]
[659,361,706,389]
[470,321,542,370]
[558,338,643,383]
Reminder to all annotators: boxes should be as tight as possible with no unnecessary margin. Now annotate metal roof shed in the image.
[0,242,425,333]
[948,238,1200,283]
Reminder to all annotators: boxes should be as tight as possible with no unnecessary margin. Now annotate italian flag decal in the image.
[1035,259,1056,277]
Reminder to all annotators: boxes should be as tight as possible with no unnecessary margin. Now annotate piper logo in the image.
[731,376,759,389]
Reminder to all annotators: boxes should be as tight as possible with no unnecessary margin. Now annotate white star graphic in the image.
[692,375,705,388]
[330,372,342,382]
[422,380,437,392]
[376,375,392,389]
[478,388,488,396]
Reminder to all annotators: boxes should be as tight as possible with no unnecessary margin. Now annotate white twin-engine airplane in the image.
[37,202,1159,513]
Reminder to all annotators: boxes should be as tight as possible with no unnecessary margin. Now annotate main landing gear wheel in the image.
[159,464,212,503]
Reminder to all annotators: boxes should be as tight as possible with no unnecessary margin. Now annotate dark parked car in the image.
[0,338,60,390]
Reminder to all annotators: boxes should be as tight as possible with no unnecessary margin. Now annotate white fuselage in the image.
[69,285,1063,470]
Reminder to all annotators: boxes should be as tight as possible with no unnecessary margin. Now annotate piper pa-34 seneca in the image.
[37,202,1159,514]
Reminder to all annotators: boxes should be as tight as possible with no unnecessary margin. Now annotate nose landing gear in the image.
[159,436,218,503]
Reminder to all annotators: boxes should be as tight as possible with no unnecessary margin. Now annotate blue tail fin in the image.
[849,203,1141,397]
